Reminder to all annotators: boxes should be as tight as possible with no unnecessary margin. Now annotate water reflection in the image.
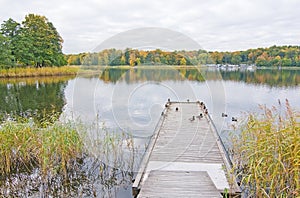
[68,67,300,136]
[219,68,300,87]
[0,76,73,121]
[64,67,300,177]
[97,66,300,87]
[66,67,224,137]
[1,67,299,123]
[0,67,300,197]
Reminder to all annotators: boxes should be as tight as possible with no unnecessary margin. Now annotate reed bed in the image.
[0,115,138,196]
[0,75,74,85]
[0,117,84,178]
[0,66,79,78]
[232,100,300,197]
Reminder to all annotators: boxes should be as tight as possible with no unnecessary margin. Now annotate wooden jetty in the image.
[132,101,241,197]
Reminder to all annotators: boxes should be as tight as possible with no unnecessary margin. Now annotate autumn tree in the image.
[256,52,271,66]
[180,57,187,65]
[65,46,300,67]
[210,51,223,64]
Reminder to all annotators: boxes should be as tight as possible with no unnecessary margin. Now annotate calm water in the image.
[63,67,300,136]
[1,67,300,197]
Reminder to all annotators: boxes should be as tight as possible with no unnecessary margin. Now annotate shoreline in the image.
[1,65,300,79]
[0,66,79,78]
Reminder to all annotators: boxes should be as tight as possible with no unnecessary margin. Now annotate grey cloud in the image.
[93,27,202,51]
[0,0,299,53]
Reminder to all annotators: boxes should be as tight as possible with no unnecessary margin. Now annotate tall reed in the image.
[0,117,84,178]
[0,118,38,175]
[232,100,300,197]
[0,115,137,196]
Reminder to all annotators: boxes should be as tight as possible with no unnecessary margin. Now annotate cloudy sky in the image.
[0,0,299,54]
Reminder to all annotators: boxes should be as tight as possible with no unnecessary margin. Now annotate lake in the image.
[1,66,300,197]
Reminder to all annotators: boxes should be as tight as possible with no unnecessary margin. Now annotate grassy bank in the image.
[0,75,74,85]
[232,100,300,197]
[0,66,79,78]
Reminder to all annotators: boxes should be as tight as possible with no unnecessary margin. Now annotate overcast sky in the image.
[0,0,299,54]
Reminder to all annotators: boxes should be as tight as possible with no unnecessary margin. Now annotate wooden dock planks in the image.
[132,101,240,197]
[138,170,222,198]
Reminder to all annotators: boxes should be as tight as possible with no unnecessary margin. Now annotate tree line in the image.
[1,14,299,68]
[0,14,66,68]
[67,45,300,67]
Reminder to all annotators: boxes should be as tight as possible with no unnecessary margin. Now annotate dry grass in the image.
[0,66,79,78]
[0,75,74,85]
[232,100,300,197]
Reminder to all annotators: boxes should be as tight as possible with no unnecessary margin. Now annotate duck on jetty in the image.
[189,116,195,121]
[232,117,237,122]
[196,113,203,119]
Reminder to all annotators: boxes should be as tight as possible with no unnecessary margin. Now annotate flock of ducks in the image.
[188,113,204,121]
[164,98,238,122]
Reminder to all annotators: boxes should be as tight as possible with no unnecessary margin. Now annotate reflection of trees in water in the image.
[99,67,206,83]
[0,78,68,121]
[220,69,300,87]
[99,67,300,87]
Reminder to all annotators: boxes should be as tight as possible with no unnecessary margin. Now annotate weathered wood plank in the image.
[138,170,222,198]
[148,102,224,164]
[133,101,240,197]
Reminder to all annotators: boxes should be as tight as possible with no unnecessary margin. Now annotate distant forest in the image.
[66,45,300,67]
[1,14,300,68]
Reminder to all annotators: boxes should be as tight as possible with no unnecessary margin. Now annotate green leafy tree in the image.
[281,58,292,66]
[0,18,21,66]
[222,53,232,64]
[0,14,66,67]
[198,53,208,64]
[20,14,65,67]
[0,34,12,67]
[231,52,242,65]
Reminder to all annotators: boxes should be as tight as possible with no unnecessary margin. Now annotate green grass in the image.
[0,66,79,78]
[0,111,138,196]
[0,116,84,178]
[232,100,300,197]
